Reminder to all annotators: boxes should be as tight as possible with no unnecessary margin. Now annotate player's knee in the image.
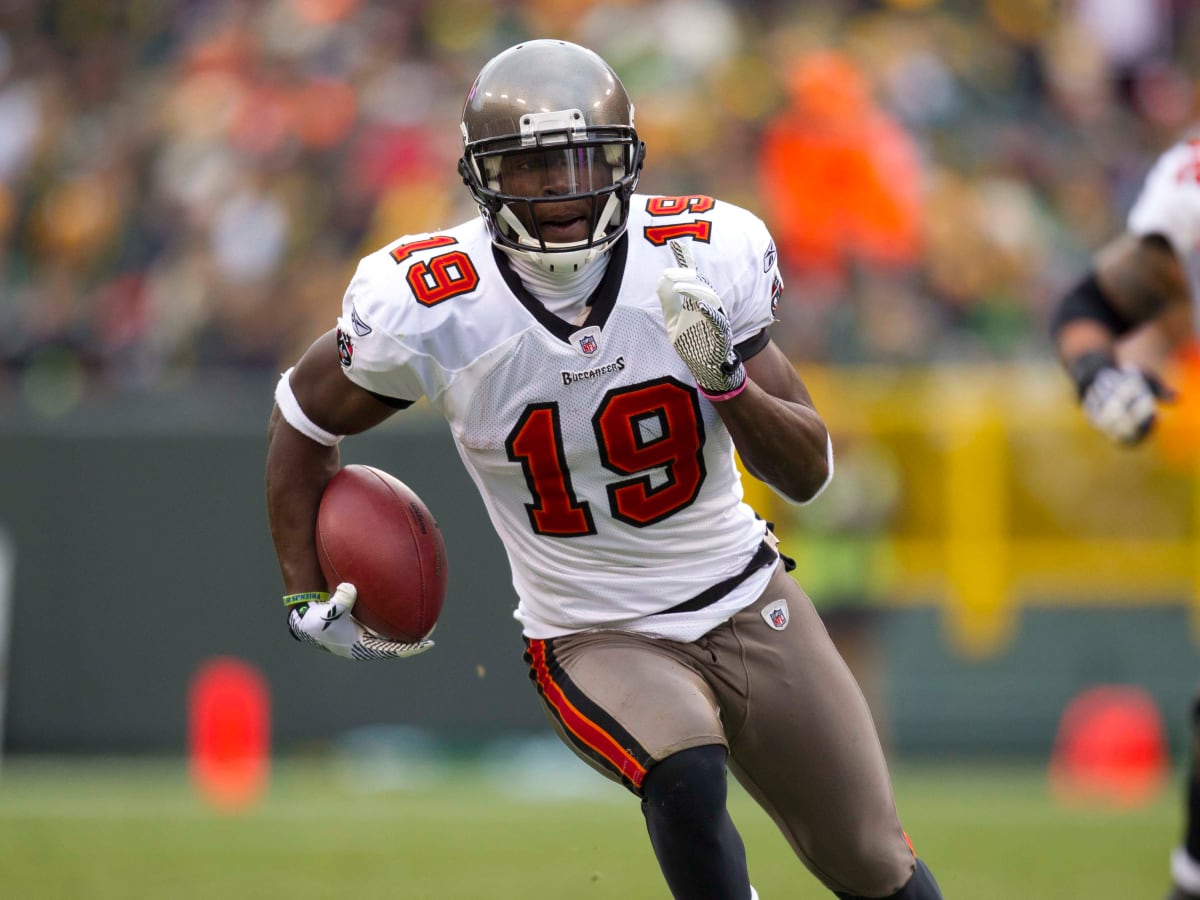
[641,743,729,826]
[835,858,942,900]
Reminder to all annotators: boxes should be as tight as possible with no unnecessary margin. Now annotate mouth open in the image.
[538,215,590,244]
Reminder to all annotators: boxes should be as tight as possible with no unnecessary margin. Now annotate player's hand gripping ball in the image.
[287,584,434,660]
[315,465,448,643]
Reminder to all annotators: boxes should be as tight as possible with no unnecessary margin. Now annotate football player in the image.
[266,39,942,900]
[1050,134,1200,900]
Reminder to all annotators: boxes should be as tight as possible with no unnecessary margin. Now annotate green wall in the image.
[1,378,1196,759]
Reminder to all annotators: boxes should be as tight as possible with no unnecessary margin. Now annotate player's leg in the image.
[703,563,942,898]
[524,632,754,899]
[1167,688,1200,900]
[834,859,940,900]
[641,743,753,899]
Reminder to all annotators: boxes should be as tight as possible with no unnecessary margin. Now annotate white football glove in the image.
[287,583,434,661]
[657,240,746,399]
[1073,355,1173,445]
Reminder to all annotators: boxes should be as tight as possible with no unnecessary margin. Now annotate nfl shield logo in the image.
[761,600,789,631]
[579,334,598,355]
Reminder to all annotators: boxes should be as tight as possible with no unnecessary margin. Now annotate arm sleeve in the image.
[334,258,428,403]
[714,204,784,345]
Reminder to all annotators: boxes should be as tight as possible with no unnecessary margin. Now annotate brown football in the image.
[315,465,448,642]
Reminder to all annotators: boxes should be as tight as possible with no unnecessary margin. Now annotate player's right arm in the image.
[266,328,431,659]
[1055,231,1189,362]
[266,328,398,593]
[1051,232,1187,444]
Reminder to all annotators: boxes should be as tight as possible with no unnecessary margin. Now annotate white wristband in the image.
[274,368,343,447]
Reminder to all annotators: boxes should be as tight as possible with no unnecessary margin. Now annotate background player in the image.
[1050,132,1200,900]
[266,39,942,900]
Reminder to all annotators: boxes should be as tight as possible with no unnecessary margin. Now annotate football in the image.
[315,464,448,643]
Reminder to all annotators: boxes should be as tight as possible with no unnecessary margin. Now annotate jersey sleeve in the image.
[335,253,430,403]
[1127,139,1200,259]
[712,203,782,347]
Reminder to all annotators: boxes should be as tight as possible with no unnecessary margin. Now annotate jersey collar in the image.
[492,234,628,343]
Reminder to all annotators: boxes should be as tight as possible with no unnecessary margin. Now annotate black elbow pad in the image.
[1049,272,1136,340]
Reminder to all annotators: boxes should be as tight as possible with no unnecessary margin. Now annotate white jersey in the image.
[1127,135,1200,302]
[336,194,785,641]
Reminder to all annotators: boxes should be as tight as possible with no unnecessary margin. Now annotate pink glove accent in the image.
[699,380,748,402]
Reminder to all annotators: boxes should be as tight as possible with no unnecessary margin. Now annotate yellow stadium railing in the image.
[739,362,1200,658]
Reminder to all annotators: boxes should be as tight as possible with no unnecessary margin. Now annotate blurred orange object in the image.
[1048,684,1168,808]
[1154,338,1200,469]
[189,657,271,813]
[758,51,923,283]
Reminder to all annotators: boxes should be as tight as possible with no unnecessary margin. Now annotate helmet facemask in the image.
[460,110,644,274]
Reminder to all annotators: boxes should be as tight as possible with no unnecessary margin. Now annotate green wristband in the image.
[283,591,329,608]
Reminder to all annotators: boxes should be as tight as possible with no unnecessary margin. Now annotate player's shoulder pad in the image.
[631,192,776,277]
[1145,138,1200,188]
[699,198,775,271]
[1128,137,1200,250]
[347,219,489,337]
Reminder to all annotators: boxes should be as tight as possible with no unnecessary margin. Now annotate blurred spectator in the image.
[755,48,927,362]
[758,50,923,286]
[0,0,1198,413]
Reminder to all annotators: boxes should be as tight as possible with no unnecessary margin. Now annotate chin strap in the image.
[496,194,621,273]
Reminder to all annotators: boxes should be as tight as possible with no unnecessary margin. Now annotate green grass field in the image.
[0,755,1183,899]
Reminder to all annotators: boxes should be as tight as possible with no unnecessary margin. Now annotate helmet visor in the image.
[482,144,629,199]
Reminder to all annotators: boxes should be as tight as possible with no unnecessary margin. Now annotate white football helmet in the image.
[458,40,645,274]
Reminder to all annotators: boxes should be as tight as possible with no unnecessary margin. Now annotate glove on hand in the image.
[1070,351,1174,445]
[657,240,746,400]
[287,582,434,660]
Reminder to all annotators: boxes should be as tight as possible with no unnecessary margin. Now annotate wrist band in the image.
[699,379,748,402]
[1066,349,1116,399]
[283,591,329,608]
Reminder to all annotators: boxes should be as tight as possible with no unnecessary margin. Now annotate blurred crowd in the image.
[0,0,1198,412]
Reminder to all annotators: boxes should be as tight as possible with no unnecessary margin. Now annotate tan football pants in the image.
[525,562,917,897]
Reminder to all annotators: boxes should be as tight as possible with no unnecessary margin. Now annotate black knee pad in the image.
[641,743,729,819]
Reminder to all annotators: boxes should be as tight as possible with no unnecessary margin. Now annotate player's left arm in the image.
[1051,232,1187,444]
[714,338,831,504]
[1054,231,1189,364]
[657,238,829,502]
